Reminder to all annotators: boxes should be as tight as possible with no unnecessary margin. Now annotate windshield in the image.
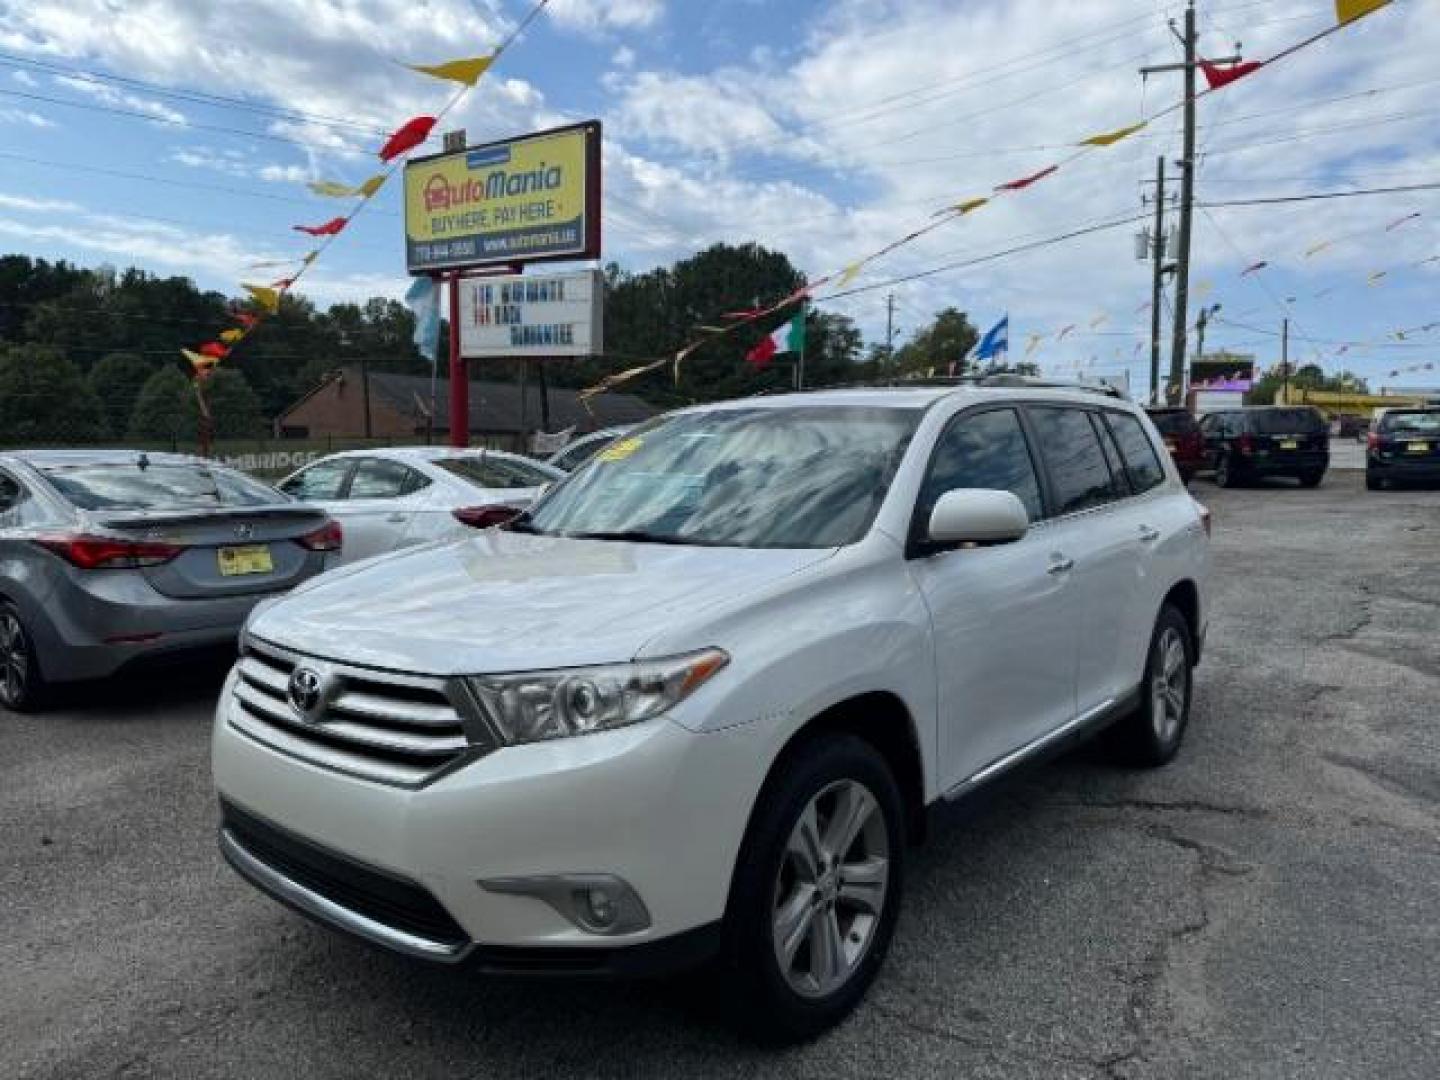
[41,462,283,511]
[1380,411,1440,434]
[1251,409,1326,435]
[520,406,920,548]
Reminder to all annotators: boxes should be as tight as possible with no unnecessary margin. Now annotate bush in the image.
[128,366,265,440]
[0,344,108,442]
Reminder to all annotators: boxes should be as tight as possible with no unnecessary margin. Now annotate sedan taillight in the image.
[452,505,523,529]
[1366,431,1379,450]
[32,534,184,569]
[296,520,343,552]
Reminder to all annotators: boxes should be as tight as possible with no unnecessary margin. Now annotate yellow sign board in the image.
[403,121,600,272]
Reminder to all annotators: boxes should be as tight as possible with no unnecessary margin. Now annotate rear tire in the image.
[1298,470,1325,488]
[1365,471,1385,491]
[722,734,904,1043]
[1214,452,1238,488]
[1109,605,1193,767]
[0,602,48,713]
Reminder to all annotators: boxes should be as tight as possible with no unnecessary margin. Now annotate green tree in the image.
[128,367,265,441]
[0,343,107,442]
[892,308,979,377]
[89,351,160,437]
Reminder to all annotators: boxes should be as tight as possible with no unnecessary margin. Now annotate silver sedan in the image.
[0,450,340,711]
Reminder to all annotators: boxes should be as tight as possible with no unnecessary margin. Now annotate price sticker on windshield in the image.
[597,437,643,463]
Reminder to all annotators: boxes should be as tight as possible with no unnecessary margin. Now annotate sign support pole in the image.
[448,272,468,448]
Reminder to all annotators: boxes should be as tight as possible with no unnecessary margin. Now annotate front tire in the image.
[1214,452,1238,488]
[723,734,904,1042]
[1109,605,1193,767]
[0,602,47,713]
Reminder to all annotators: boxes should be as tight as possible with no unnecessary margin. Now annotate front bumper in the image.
[212,674,767,961]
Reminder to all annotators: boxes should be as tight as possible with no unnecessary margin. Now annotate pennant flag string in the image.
[1385,211,1421,231]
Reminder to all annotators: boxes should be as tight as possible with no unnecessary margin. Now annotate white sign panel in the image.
[458,269,602,358]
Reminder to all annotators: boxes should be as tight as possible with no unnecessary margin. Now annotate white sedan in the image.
[277,447,562,564]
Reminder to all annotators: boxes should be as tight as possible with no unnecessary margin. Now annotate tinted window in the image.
[1148,410,1198,435]
[41,463,279,511]
[280,459,350,501]
[1027,407,1127,515]
[524,406,919,549]
[1090,413,1130,494]
[1250,409,1326,435]
[438,455,553,490]
[1109,412,1168,492]
[1379,411,1440,434]
[348,458,424,499]
[0,472,22,513]
[917,408,1043,528]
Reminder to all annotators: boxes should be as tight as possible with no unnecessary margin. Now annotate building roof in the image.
[282,367,658,434]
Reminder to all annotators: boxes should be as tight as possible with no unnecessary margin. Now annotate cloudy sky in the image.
[0,0,1434,396]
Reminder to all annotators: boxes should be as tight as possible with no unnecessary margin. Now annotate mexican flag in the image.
[746,314,805,367]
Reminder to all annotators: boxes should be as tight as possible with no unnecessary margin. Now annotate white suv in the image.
[213,386,1210,1039]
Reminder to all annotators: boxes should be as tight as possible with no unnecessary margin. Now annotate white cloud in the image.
[12,69,39,87]
[0,107,55,128]
[547,0,664,33]
[0,192,80,213]
[53,74,186,124]
[612,45,636,69]
[258,163,311,184]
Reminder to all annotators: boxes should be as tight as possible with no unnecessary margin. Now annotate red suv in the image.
[1146,408,1205,483]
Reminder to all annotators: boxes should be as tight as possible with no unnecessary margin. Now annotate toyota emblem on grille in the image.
[287,667,325,720]
[235,522,255,540]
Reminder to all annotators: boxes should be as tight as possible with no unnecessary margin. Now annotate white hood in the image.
[249,528,834,674]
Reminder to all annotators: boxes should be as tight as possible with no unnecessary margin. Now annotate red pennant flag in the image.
[293,217,347,237]
[1200,60,1264,90]
[198,342,228,359]
[996,164,1058,192]
[379,116,436,161]
[233,311,259,328]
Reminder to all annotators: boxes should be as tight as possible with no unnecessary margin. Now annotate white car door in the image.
[327,457,432,563]
[1022,405,1146,718]
[905,406,1079,792]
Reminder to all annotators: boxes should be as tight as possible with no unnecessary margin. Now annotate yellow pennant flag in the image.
[219,328,244,345]
[243,284,280,313]
[836,262,864,288]
[308,180,355,198]
[302,250,319,266]
[407,55,494,87]
[952,197,989,214]
[1079,121,1147,148]
[358,174,386,198]
[1335,0,1390,25]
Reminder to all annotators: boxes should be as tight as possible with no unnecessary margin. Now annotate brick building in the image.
[275,366,656,450]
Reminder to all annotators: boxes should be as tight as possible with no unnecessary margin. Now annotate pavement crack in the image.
[1051,796,1268,820]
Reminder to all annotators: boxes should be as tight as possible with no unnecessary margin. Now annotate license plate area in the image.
[1278,439,1299,450]
[218,544,274,576]
[1405,441,1430,454]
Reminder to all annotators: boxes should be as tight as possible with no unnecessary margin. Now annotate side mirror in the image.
[927,489,1029,547]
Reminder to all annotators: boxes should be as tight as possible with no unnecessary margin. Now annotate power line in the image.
[1199,180,1440,208]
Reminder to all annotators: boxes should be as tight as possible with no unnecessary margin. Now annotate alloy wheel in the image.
[0,612,28,708]
[771,778,890,999]
[1150,626,1188,743]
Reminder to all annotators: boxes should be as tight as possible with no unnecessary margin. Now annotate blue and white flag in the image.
[404,275,441,363]
[974,314,1009,362]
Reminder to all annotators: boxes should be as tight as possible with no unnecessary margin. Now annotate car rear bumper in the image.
[1237,453,1328,476]
[212,672,765,961]
[1368,454,1440,481]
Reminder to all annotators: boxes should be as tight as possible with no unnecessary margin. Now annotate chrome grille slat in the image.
[228,638,480,788]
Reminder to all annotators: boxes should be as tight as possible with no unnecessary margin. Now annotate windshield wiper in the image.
[563,530,705,545]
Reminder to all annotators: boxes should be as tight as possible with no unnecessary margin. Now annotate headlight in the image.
[465,648,728,745]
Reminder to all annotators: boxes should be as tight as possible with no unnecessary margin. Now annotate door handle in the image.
[385,512,408,523]
[1138,524,1160,543]
[1047,554,1075,575]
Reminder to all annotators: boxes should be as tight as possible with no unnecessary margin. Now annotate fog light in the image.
[480,873,651,936]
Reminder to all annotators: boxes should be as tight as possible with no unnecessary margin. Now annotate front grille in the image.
[221,799,469,948]
[229,637,487,787]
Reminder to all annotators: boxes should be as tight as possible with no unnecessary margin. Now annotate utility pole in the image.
[360,353,373,439]
[1140,1,1241,405]
[1280,316,1290,403]
[884,293,896,368]
[1148,156,1167,405]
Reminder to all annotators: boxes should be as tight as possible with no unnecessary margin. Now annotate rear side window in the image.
[437,456,554,490]
[1379,411,1440,434]
[347,458,428,499]
[1108,412,1168,493]
[1250,409,1326,435]
[280,459,350,501]
[1027,407,1128,515]
[916,408,1043,527]
[40,463,279,511]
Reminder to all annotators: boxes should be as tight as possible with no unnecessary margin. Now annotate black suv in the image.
[1367,408,1440,490]
[1198,406,1329,488]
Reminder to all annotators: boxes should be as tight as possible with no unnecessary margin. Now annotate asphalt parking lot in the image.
[3,470,1437,1079]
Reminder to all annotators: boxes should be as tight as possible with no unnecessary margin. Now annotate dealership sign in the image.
[457,269,602,358]
[403,121,601,273]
